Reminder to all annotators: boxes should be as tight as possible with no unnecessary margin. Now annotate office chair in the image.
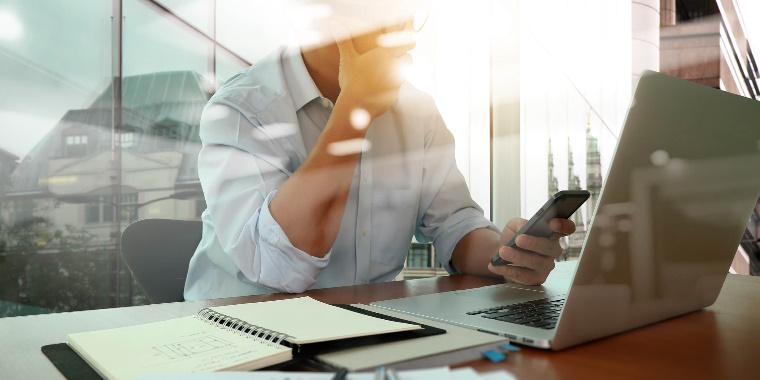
[121,219,202,304]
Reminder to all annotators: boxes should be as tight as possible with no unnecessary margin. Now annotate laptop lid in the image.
[551,70,760,349]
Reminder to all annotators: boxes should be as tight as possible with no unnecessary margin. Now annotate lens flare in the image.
[0,9,23,40]
[327,138,372,156]
[350,108,371,130]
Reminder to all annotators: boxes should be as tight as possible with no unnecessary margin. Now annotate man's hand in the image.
[488,218,576,285]
[330,22,415,119]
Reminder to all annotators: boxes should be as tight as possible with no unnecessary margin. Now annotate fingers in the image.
[329,21,358,61]
[549,218,576,237]
[488,263,550,286]
[505,218,528,234]
[381,41,417,57]
[498,245,557,272]
[513,234,562,259]
[491,217,574,285]
[500,218,527,245]
[376,30,417,53]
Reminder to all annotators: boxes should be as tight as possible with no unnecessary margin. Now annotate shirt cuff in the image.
[256,190,331,292]
[433,212,499,275]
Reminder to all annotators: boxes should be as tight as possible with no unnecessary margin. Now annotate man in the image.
[184,2,575,300]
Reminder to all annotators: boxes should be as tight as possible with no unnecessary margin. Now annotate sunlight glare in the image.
[0,9,23,40]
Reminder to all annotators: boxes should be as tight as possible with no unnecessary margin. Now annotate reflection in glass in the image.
[1,0,219,317]
[215,48,249,85]
[153,0,213,35]
[553,72,760,349]
[0,0,113,317]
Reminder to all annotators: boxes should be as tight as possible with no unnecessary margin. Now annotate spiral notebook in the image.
[65,297,422,380]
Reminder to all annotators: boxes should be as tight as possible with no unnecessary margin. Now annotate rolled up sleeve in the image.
[414,104,499,274]
[198,102,329,293]
[256,191,331,292]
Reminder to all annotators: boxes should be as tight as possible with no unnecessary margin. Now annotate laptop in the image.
[371,70,760,350]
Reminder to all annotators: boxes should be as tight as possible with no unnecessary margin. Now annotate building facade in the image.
[660,0,760,274]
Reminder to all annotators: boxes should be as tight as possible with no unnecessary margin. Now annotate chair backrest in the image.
[121,219,202,304]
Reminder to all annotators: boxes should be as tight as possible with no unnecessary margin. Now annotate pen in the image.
[331,367,348,380]
[373,365,386,380]
[386,368,400,380]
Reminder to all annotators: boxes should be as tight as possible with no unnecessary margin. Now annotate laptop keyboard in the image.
[465,298,565,330]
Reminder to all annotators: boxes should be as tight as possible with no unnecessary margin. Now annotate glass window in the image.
[123,0,212,82]
[216,48,249,85]
[509,0,631,252]
[0,0,253,317]
[406,243,432,268]
[154,0,213,35]
[216,0,291,64]
[121,193,138,222]
[0,0,115,316]
[155,125,177,138]
[85,203,100,224]
[64,134,88,157]
[152,122,182,150]
[0,1,111,159]
[85,196,116,224]
[120,132,134,148]
[12,199,35,224]
[101,198,114,223]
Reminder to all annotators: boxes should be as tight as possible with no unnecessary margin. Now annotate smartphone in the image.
[490,190,591,266]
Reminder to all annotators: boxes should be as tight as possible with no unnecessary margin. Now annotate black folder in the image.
[42,304,445,379]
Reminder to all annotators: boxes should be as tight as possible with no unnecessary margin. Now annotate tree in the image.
[0,212,147,317]
[0,216,55,317]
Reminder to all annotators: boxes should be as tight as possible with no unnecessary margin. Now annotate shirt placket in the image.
[355,126,373,285]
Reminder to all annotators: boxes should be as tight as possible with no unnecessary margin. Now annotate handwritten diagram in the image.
[153,336,236,360]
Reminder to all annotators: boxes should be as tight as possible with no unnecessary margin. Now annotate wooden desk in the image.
[0,273,757,379]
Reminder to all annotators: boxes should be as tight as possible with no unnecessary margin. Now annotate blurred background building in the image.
[1,0,758,317]
[658,0,759,275]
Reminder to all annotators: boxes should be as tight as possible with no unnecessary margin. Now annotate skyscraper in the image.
[565,139,585,257]
[585,112,603,225]
[548,139,559,196]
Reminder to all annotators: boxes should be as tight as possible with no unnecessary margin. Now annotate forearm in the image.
[269,94,369,257]
[451,228,503,277]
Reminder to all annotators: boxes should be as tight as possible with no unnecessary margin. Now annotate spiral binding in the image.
[196,308,292,348]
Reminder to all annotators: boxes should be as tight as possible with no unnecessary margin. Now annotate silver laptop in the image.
[371,70,760,350]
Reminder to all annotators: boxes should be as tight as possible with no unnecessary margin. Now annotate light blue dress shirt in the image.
[184,46,498,300]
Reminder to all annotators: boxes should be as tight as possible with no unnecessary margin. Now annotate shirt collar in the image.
[281,45,322,111]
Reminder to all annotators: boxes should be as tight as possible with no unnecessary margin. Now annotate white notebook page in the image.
[68,315,291,380]
[210,296,420,344]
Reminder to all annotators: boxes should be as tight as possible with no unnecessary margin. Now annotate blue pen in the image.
[373,366,387,380]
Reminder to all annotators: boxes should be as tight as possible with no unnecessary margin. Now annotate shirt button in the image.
[321,98,330,108]
[362,226,368,235]
[362,173,367,181]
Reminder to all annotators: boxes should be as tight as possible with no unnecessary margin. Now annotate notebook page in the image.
[67,315,292,380]
[210,297,420,344]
